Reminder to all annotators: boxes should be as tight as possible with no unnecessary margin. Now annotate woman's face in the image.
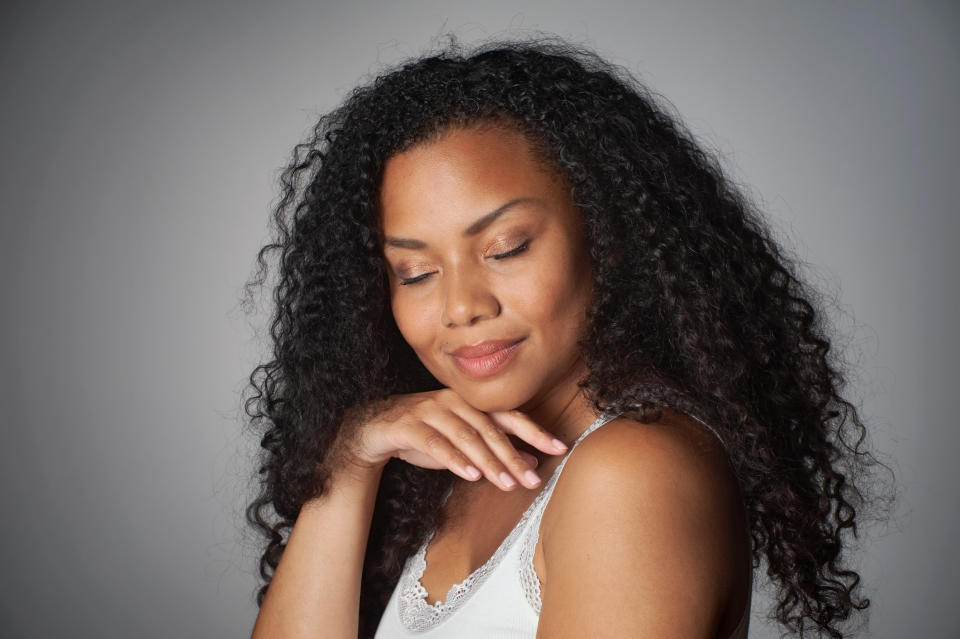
[379,124,593,413]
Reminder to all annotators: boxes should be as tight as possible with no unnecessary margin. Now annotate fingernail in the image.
[499,471,516,488]
[552,438,568,451]
[464,465,482,480]
[524,470,541,486]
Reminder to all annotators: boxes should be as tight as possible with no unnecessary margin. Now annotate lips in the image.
[451,338,523,358]
[449,338,525,378]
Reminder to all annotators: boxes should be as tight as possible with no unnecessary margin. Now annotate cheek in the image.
[391,293,438,354]
[509,257,591,335]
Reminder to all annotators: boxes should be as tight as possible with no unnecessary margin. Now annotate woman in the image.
[245,40,879,638]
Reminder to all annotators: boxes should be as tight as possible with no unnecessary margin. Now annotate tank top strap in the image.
[516,408,621,613]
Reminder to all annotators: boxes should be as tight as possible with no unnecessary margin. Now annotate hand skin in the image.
[249,389,567,639]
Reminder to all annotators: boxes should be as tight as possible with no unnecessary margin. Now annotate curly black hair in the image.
[244,38,886,638]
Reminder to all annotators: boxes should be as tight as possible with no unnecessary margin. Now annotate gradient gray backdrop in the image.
[2,2,956,637]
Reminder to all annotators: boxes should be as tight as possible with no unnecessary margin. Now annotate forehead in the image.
[379,124,567,234]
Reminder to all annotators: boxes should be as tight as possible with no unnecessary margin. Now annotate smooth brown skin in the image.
[251,125,751,638]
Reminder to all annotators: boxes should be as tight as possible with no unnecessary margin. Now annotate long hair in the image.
[245,39,886,638]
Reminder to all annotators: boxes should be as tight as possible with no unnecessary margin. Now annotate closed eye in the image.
[399,272,434,286]
[491,241,529,260]
[398,241,528,285]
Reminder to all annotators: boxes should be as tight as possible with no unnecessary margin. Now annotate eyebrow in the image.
[383,197,539,249]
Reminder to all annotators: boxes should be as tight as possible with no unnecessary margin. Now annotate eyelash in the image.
[398,241,530,286]
[399,272,432,286]
[491,241,529,260]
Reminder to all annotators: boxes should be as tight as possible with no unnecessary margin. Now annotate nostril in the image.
[439,273,500,327]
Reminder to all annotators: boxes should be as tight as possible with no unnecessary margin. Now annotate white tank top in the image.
[374,410,752,638]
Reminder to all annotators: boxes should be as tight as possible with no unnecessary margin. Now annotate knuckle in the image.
[508,453,527,467]
[506,409,529,423]
[483,424,510,444]
[423,433,446,451]
[454,426,480,443]
[483,453,505,470]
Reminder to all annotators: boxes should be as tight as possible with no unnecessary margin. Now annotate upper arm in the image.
[536,416,745,639]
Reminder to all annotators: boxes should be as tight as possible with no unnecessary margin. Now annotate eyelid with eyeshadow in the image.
[394,237,531,285]
[488,239,530,259]
[395,261,436,286]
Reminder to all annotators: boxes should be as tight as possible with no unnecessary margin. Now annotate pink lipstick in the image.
[450,338,524,378]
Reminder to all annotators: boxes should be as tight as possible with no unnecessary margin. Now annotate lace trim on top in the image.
[516,410,621,613]
[517,406,730,614]
[395,409,620,632]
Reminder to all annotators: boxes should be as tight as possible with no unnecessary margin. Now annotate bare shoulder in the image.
[545,409,744,528]
[574,409,737,489]
[537,409,750,638]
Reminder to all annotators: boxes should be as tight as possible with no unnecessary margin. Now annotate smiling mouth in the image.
[450,338,525,378]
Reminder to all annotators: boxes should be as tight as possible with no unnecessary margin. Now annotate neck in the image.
[519,358,596,448]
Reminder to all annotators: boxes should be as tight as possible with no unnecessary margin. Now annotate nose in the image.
[440,265,500,328]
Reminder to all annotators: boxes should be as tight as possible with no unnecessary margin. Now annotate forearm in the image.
[251,463,385,639]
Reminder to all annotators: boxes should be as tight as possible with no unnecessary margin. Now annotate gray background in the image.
[1,1,956,637]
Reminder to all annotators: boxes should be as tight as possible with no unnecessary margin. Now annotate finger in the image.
[488,410,570,455]
[445,407,544,490]
[412,409,518,490]
[519,451,540,468]
[402,420,485,482]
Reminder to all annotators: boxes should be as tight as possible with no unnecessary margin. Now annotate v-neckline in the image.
[402,410,619,620]
[413,460,561,607]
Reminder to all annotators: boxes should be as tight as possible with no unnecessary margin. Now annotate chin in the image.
[448,380,532,414]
